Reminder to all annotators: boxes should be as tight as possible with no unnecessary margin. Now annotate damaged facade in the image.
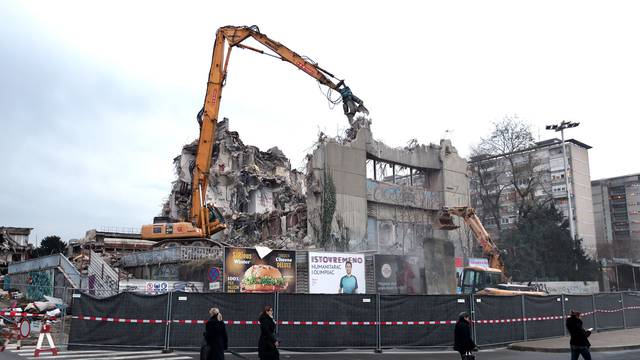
[163,118,308,249]
[306,126,469,294]
[163,118,469,294]
[0,227,34,274]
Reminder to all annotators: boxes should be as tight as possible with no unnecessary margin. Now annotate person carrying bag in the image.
[454,312,478,360]
[201,307,228,360]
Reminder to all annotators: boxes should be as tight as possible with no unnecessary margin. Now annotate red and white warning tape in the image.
[381,320,456,325]
[279,321,377,326]
[69,306,640,326]
[72,315,164,324]
[0,311,56,320]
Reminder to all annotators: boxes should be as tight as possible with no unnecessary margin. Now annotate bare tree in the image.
[470,115,553,229]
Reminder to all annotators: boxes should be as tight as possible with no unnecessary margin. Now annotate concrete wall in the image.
[570,144,597,257]
[306,129,369,251]
[306,128,469,294]
[423,237,456,294]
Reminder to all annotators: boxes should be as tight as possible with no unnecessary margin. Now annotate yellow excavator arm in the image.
[191,25,368,237]
[437,206,506,274]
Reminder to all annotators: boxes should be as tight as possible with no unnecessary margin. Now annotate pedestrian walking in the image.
[566,310,592,360]
[202,307,228,360]
[258,305,279,360]
[453,311,477,360]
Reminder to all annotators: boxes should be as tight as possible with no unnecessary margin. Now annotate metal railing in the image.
[119,246,222,267]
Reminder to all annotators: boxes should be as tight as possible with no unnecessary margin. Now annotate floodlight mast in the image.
[545,121,580,240]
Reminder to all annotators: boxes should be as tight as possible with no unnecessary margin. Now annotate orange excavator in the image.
[438,206,546,296]
[141,25,368,245]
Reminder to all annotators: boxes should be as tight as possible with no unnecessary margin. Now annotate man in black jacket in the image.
[454,312,477,359]
[566,310,592,360]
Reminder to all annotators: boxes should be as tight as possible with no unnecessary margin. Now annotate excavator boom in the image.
[437,206,547,295]
[142,25,368,242]
[437,206,506,274]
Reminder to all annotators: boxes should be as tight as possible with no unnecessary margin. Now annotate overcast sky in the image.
[1,1,638,244]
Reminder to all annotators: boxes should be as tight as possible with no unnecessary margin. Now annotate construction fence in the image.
[66,291,640,351]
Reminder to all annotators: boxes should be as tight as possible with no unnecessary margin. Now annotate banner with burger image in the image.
[224,247,296,293]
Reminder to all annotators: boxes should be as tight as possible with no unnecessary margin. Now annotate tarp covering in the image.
[474,295,524,345]
[169,292,275,350]
[594,293,624,330]
[69,292,168,350]
[524,295,564,340]
[277,293,378,349]
[380,295,470,347]
[68,291,640,351]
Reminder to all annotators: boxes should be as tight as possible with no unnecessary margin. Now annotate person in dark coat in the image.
[453,312,477,359]
[204,307,228,360]
[258,306,279,360]
[566,310,592,360]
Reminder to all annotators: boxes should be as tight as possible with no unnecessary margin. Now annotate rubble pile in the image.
[162,118,309,249]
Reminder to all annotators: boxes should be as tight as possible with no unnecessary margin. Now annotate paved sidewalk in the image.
[508,328,640,352]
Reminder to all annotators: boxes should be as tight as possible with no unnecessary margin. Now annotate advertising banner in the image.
[468,258,489,268]
[118,279,203,294]
[308,252,366,294]
[374,255,424,294]
[455,257,464,294]
[224,247,296,293]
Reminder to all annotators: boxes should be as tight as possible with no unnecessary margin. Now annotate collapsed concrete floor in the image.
[162,118,309,249]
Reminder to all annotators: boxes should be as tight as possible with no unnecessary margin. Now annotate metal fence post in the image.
[274,292,279,334]
[561,294,567,336]
[375,293,382,353]
[163,291,173,352]
[521,295,527,342]
[60,285,67,346]
[621,291,627,329]
[592,294,598,332]
[470,294,478,346]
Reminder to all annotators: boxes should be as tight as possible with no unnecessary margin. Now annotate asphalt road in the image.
[2,348,640,359]
[178,348,640,359]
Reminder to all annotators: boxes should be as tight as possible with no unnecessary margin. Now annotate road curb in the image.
[508,343,640,353]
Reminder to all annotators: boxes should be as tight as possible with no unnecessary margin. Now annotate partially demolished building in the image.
[163,119,308,249]
[163,119,469,294]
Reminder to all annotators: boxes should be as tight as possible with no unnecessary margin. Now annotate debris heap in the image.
[162,119,309,249]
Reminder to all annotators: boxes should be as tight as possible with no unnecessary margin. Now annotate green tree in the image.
[500,204,598,281]
[33,235,67,257]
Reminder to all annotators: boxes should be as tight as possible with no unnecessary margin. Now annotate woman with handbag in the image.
[454,312,478,360]
[203,307,228,360]
[258,306,279,360]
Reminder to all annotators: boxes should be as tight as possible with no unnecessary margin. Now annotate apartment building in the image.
[469,138,597,258]
[592,173,640,260]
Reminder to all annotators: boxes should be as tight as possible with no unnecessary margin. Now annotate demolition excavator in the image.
[437,206,546,296]
[141,25,369,246]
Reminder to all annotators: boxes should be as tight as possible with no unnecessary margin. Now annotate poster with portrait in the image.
[224,247,296,293]
[455,257,464,294]
[308,252,366,294]
[375,255,424,294]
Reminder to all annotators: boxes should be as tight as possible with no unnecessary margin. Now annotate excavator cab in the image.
[436,210,460,231]
[206,204,227,235]
[460,267,503,294]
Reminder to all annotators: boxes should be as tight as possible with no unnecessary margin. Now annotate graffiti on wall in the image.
[366,179,441,209]
[151,264,179,281]
[26,270,53,300]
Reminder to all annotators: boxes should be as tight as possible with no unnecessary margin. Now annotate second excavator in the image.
[438,206,546,296]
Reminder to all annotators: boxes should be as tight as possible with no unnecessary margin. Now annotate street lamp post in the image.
[546,121,580,240]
